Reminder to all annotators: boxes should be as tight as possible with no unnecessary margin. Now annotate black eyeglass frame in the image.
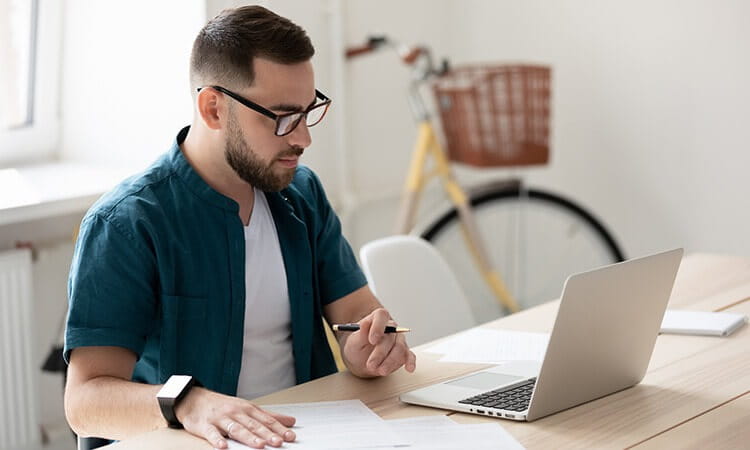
[196,85,331,136]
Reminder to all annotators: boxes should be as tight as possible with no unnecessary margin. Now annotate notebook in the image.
[660,310,748,337]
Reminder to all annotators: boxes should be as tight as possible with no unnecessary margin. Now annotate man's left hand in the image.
[338,308,417,377]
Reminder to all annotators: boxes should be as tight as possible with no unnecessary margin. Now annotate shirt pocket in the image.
[159,294,208,380]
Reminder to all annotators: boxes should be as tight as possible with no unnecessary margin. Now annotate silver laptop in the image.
[401,248,683,421]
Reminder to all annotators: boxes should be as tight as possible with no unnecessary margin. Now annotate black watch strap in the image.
[156,375,202,429]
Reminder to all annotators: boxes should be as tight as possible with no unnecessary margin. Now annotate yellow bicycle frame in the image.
[395,121,520,313]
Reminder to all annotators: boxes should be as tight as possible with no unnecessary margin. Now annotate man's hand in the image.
[176,388,296,449]
[338,307,417,378]
[65,346,296,449]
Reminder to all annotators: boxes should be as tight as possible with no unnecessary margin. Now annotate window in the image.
[0,0,37,129]
[0,0,60,166]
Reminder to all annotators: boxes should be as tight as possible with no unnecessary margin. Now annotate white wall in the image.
[339,0,750,259]
[443,0,750,258]
[56,0,750,259]
[59,0,205,169]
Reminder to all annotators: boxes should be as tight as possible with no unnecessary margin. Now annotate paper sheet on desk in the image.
[223,401,526,450]
[425,328,549,364]
[224,399,407,450]
[383,416,525,450]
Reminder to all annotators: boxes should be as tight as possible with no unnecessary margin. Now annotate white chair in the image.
[359,235,477,346]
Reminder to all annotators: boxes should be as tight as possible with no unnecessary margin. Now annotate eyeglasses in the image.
[197,85,331,136]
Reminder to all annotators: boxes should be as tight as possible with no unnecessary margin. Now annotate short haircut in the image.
[190,5,314,90]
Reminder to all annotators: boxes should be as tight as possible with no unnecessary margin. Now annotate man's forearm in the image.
[65,375,165,440]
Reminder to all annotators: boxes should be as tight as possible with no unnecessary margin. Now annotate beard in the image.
[224,111,302,192]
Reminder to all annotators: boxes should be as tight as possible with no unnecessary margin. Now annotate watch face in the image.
[157,375,193,399]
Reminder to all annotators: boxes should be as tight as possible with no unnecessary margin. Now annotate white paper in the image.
[376,421,525,450]
[384,415,460,428]
[425,328,549,364]
[661,310,749,336]
[223,400,408,450]
[263,399,383,427]
[222,400,526,450]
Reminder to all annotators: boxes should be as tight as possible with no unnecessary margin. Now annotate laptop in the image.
[401,248,683,421]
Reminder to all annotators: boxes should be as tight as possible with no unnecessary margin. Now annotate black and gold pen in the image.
[332,323,411,333]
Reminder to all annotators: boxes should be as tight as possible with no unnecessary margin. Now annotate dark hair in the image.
[190,5,314,90]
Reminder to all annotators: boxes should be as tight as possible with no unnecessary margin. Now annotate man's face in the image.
[224,58,315,191]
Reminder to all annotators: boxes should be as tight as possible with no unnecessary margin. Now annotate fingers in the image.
[268,410,296,428]
[365,334,396,373]
[366,308,393,345]
[204,423,228,449]
[181,391,296,449]
[355,314,373,345]
[223,406,296,448]
[366,334,415,376]
[406,348,417,372]
[221,417,270,448]
[341,308,418,377]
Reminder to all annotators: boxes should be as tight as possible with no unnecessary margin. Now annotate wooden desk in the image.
[107,253,750,449]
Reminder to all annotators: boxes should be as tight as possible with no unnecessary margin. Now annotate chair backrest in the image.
[359,235,477,346]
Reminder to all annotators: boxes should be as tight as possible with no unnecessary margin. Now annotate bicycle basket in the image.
[432,64,551,167]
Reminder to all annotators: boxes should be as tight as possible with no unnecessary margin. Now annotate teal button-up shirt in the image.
[64,127,367,395]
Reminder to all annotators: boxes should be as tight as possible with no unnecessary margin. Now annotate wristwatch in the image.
[156,375,202,429]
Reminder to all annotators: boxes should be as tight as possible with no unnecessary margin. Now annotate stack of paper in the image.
[223,400,524,450]
[425,328,550,364]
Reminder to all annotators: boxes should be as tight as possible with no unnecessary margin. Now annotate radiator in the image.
[0,248,40,448]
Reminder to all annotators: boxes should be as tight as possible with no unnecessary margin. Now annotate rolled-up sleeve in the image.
[304,171,367,304]
[64,212,158,363]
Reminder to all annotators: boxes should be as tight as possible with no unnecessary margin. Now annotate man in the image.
[63,6,416,449]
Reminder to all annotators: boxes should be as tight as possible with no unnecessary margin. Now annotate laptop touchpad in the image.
[447,372,524,390]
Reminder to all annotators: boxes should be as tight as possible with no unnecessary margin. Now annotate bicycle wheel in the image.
[420,186,625,320]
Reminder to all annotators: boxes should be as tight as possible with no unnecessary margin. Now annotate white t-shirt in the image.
[236,189,296,399]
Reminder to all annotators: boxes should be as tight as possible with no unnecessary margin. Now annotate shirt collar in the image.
[169,126,239,212]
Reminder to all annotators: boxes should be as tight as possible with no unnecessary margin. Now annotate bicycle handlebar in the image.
[344,35,389,59]
[346,34,450,122]
[345,34,447,74]
[345,44,378,58]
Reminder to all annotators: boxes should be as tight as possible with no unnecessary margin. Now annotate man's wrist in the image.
[156,375,202,429]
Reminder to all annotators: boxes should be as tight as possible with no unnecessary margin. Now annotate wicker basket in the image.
[432,64,551,167]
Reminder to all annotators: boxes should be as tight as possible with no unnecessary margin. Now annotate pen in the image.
[332,323,411,333]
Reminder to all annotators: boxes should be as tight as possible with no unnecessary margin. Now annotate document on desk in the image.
[224,399,407,450]
[425,328,550,364]
[223,400,526,450]
[383,416,525,450]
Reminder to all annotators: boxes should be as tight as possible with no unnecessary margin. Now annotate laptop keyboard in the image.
[458,378,536,412]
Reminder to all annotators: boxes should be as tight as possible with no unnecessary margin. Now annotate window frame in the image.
[0,0,62,167]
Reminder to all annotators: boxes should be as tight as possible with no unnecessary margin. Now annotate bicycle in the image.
[345,36,625,318]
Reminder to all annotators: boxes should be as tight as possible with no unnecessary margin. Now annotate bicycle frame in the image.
[396,118,520,313]
[346,36,520,313]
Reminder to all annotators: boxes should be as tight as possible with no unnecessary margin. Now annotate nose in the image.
[285,120,312,149]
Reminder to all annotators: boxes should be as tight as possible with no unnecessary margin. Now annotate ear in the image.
[196,88,225,130]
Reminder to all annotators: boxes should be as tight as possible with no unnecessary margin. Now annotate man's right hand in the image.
[176,387,296,449]
[65,346,296,449]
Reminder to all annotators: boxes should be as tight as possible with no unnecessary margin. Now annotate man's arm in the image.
[65,346,296,449]
[324,286,417,378]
